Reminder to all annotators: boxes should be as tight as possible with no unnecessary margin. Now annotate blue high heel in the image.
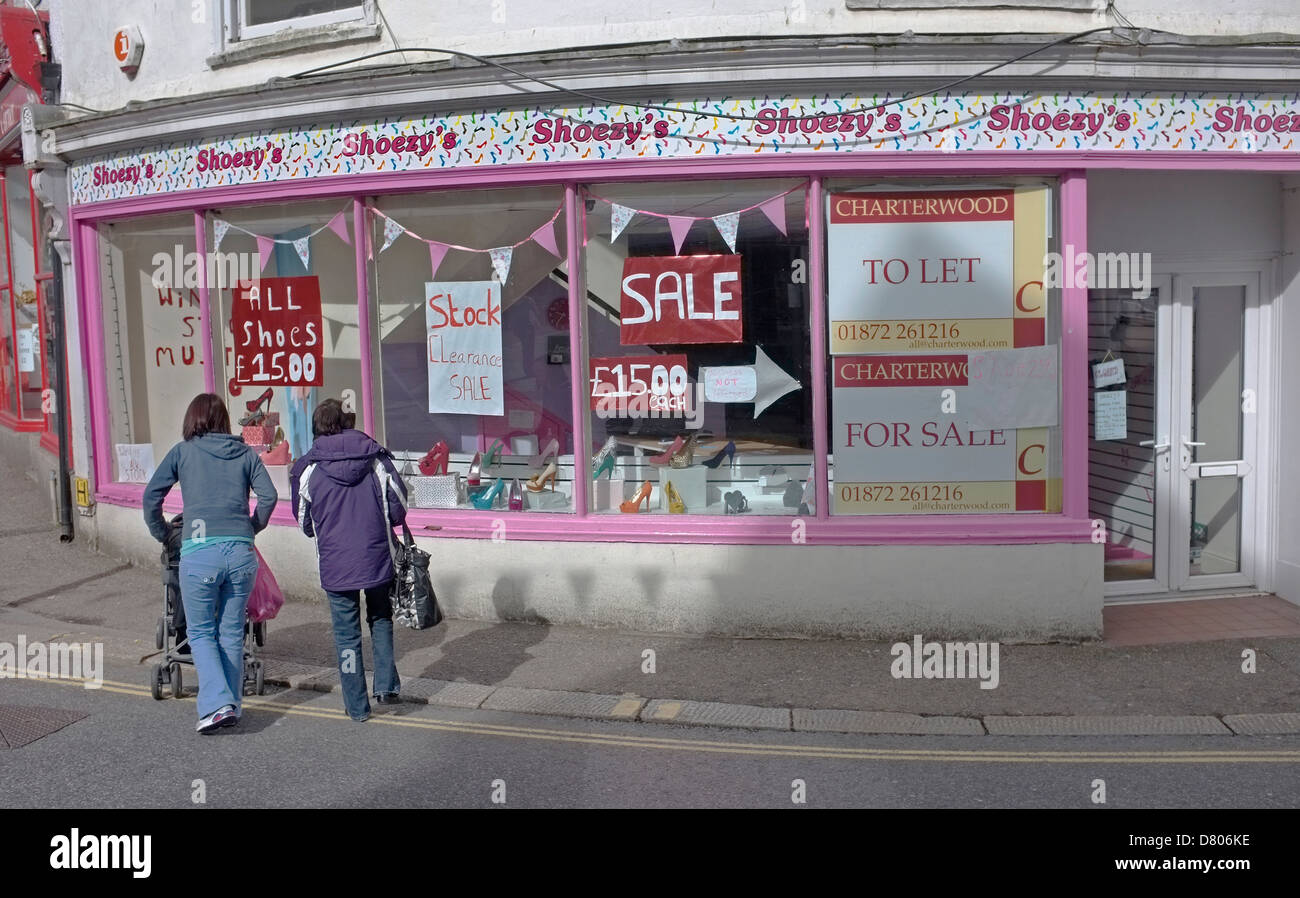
[483,439,505,472]
[702,441,736,469]
[592,454,616,480]
[472,477,506,510]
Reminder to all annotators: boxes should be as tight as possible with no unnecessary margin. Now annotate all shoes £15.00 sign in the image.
[426,281,504,416]
[232,276,324,386]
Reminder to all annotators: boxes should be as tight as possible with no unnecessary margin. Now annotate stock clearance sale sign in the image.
[831,352,1059,515]
[826,188,1048,354]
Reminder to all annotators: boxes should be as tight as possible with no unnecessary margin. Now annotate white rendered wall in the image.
[51,0,1300,113]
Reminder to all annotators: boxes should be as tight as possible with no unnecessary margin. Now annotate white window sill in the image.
[207,21,382,69]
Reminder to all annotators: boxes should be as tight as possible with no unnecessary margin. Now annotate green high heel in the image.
[593,454,616,480]
[483,439,505,471]
[472,477,506,510]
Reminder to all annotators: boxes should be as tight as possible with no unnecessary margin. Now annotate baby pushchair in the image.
[150,513,267,700]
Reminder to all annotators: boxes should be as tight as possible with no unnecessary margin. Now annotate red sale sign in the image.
[620,254,743,345]
[231,276,324,386]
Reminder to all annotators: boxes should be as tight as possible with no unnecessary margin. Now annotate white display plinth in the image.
[656,465,707,511]
[266,464,291,498]
[592,476,626,512]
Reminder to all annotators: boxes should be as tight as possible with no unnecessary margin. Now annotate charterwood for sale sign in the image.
[827,188,1048,354]
[831,351,1059,514]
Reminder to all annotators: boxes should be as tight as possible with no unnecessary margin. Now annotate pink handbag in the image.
[247,548,284,623]
[259,440,290,465]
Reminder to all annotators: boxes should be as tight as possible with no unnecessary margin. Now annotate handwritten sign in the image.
[1094,391,1128,441]
[231,276,323,386]
[589,354,689,412]
[115,443,156,483]
[16,325,35,372]
[964,345,1059,429]
[620,255,743,345]
[427,281,503,416]
[1092,357,1126,387]
[699,365,757,403]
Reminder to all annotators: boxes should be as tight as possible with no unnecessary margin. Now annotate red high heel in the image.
[620,480,653,513]
[238,388,273,427]
[419,441,449,476]
[647,436,684,466]
[245,388,273,413]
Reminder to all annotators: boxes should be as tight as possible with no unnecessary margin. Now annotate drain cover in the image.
[0,705,88,749]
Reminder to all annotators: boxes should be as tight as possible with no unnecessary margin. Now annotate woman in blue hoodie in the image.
[290,399,408,722]
[143,393,278,734]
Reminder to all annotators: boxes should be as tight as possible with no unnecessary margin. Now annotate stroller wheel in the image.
[155,616,165,651]
[254,660,265,695]
[150,662,164,701]
[253,620,266,647]
[169,662,183,699]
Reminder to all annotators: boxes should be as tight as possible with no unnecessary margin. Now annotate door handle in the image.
[1139,437,1171,472]
[1180,436,1206,471]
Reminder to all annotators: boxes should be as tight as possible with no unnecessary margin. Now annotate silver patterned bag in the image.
[406,472,463,508]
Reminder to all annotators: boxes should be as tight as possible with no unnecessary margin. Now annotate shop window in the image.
[97,213,206,483]
[582,178,812,516]
[823,178,1063,515]
[372,186,572,513]
[232,0,369,39]
[207,199,364,499]
[1,166,44,426]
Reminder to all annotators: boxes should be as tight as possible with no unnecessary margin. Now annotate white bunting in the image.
[489,246,513,283]
[610,203,635,242]
[212,218,230,252]
[292,236,310,271]
[379,216,404,253]
[712,211,739,252]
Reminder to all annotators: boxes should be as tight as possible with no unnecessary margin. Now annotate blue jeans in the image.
[179,541,257,718]
[326,584,399,720]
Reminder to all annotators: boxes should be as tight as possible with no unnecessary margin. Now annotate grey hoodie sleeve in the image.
[248,454,279,533]
[143,443,181,542]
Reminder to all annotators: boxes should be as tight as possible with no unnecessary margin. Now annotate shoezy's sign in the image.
[231,276,324,386]
[620,255,744,345]
[426,280,504,416]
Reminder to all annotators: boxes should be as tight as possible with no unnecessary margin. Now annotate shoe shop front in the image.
[62,81,1300,638]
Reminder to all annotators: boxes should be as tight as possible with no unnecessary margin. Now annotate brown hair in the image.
[312,398,347,439]
[182,393,231,441]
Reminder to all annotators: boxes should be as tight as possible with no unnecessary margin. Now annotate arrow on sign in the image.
[700,346,801,418]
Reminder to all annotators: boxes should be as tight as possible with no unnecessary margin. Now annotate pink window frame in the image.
[67,150,1300,545]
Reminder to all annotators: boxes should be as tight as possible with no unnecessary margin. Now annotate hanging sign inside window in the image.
[589,354,690,412]
[620,254,743,345]
[231,276,324,386]
[827,188,1048,354]
[1092,357,1126,387]
[427,280,504,416]
[831,352,1056,514]
[16,325,35,372]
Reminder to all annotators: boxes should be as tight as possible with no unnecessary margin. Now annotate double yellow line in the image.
[21,675,1300,764]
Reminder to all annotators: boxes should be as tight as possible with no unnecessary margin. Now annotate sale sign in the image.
[620,254,743,345]
[232,276,323,386]
[826,188,1048,354]
[426,281,504,416]
[831,348,1059,515]
[589,354,689,412]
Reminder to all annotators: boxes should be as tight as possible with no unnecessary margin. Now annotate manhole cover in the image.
[0,705,88,749]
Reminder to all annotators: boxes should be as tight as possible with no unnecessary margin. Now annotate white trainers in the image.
[196,704,237,734]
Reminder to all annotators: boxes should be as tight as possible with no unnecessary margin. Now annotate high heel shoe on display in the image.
[665,480,686,514]
[483,439,505,473]
[592,436,618,470]
[238,387,273,426]
[529,438,559,469]
[471,477,506,510]
[419,441,449,476]
[592,454,616,480]
[701,440,735,470]
[669,432,699,469]
[508,479,524,511]
[467,451,483,487]
[647,435,685,466]
[526,460,558,492]
[620,480,653,513]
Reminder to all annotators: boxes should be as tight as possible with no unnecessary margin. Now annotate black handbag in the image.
[391,522,442,629]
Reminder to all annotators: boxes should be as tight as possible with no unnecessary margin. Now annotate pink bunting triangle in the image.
[530,218,560,257]
[758,195,788,236]
[667,215,694,254]
[256,235,275,272]
[326,211,351,245]
[428,242,449,278]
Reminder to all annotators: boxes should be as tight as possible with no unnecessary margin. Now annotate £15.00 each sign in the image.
[231,276,324,386]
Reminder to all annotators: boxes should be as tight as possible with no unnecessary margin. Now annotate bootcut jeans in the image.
[179,541,258,719]
[326,584,399,720]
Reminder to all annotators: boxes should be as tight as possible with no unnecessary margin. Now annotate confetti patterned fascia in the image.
[70,91,1300,204]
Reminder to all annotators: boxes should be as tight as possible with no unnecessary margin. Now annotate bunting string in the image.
[366,201,565,255]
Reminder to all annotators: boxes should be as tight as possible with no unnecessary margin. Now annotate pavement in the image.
[3,456,1300,737]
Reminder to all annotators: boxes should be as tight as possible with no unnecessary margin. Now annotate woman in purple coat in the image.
[290,399,408,721]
